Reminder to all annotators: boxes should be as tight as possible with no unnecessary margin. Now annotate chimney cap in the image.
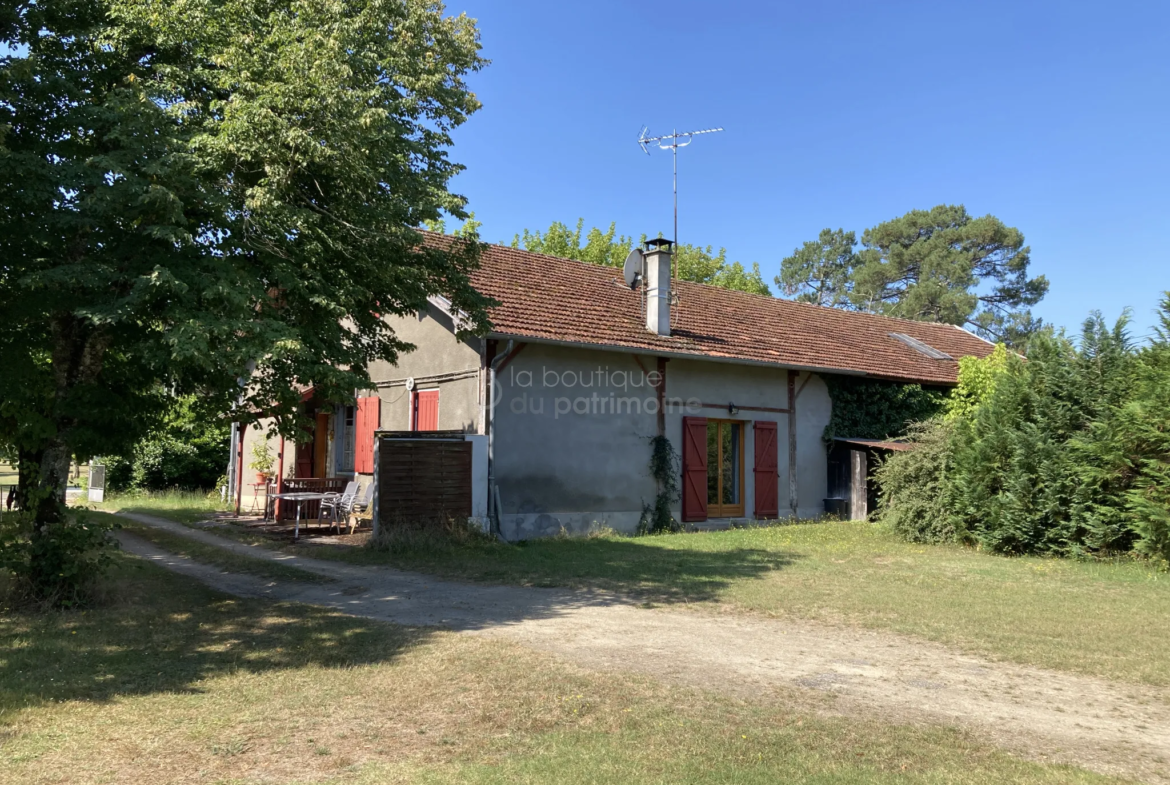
[644,237,673,252]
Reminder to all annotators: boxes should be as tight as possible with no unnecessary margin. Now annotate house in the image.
[230,233,994,538]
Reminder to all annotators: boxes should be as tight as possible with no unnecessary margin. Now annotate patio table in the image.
[269,491,331,541]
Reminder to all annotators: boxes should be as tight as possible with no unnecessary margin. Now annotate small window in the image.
[336,405,355,473]
[706,420,744,517]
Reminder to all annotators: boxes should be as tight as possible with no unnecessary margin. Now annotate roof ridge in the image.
[421,228,995,381]
[432,230,984,338]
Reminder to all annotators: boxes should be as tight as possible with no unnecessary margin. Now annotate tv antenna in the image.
[637,125,723,279]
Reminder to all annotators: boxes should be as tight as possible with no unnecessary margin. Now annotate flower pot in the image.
[255,472,268,484]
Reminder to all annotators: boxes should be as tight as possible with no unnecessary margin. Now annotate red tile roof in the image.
[428,233,996,385]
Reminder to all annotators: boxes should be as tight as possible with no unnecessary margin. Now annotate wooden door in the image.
[313,413,329,478]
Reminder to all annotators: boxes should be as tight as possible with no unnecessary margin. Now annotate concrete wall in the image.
[367,304,483,435]
[492,343,662,538]
[661,359,830,520]
[491,343,834,539]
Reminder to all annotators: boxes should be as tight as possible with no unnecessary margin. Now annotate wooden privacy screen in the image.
[378,436,472,524]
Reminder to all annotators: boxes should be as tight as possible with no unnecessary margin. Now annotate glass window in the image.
[336,405,355,473]
[706,420,744,516]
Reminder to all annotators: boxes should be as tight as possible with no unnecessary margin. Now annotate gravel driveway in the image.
[116,511,1170,784]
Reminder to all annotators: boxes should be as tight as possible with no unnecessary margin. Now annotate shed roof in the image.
[426,233,996,385]
[833,437,916,452]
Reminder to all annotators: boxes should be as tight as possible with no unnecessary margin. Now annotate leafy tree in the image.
[0,0,491,593]
[775,228,858,308]
[780,205,1048,346]
[103,395,231,492]
[880,298,1170,563]
[512,218,771,295]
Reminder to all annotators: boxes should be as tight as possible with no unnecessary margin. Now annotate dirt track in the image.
[116,512,1170,784]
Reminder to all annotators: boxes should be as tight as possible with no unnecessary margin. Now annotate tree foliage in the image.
[878,298,1170,564]
[0,0,492,592]
[775,228,857,308]
[103,396,231,492]
[779,205,1048,346]
[512,218,771,296]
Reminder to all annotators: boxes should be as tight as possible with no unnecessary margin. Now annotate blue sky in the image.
[448,0,1169,338]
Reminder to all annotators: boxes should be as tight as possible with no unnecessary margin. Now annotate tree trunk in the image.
[18,316,109,527]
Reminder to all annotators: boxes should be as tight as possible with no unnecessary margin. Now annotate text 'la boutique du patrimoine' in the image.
[503,365,702,419]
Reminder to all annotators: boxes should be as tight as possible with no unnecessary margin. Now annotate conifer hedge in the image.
[877,296,1170,564]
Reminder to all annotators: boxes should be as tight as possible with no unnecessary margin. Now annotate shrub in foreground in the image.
[0,510,120,607]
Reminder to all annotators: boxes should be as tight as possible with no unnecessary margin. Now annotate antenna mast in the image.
[637,125,723,279]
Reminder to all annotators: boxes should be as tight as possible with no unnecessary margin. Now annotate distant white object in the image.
[405,377,415,391]
[88,464,105,503]
[622,248,644,289]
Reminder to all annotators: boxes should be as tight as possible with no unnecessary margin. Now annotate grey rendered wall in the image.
[660,360,830,520]
[492,343,661,539]
[235,418,293,509]
[367,304,484,435]
[490,344,835,539]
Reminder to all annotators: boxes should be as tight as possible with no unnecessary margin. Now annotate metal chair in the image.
[345,482,376,534]
[328,482,373,534]
[319,481,358,531]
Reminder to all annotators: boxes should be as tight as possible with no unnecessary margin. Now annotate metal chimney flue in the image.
[643,237,672,336]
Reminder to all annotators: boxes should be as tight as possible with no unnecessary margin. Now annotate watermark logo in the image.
[493,365,701,419]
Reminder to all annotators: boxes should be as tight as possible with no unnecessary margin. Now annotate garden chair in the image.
[343,482,375,534]
[319,481,358,530]
[327,481,372,538]
[329,481,374,534]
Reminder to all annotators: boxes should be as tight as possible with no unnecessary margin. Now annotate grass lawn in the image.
[0,550,1124,785]
[109,514,333,585]
[126,506,1170,688]
[91,490,230,524]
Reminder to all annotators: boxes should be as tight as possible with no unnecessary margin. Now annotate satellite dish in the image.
[405,377,415,391]
[623,248,644,289]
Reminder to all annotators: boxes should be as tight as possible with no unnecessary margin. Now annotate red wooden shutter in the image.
[413,390,439,431]
[753,421,779,518]
[354,396,380,473]
[681,416,708,522]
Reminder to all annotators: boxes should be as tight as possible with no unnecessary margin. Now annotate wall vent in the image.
[889,332,953,360]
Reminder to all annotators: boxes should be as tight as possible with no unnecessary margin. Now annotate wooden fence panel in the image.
[378,437,472,525]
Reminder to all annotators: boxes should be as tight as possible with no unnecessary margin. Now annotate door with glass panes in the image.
[706,419,745,517]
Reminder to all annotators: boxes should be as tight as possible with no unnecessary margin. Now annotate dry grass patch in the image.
[0,552,1129,785]
[164,513,1170,686]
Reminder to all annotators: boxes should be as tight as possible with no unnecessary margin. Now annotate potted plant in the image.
[250,440,275,484]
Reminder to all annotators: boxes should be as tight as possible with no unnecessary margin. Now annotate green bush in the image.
[103,396,230,492]
[0,510,120,607]
[875,419,958,544]
[883,296,1170,565]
